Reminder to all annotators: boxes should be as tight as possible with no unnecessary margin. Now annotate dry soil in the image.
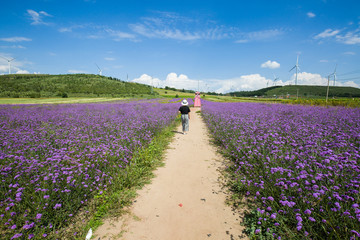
[94,108,248,240]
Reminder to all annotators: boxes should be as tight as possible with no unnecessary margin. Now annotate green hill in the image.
[231,85,360,98]
[0,74,154,98]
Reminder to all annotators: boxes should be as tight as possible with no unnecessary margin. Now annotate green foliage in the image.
[232,86,282,97]
[230,85,360,99]
[266,85,360,98]
[0,74,154,98]
[287,98,360,107]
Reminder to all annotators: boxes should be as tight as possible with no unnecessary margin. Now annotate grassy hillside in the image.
[0,74,154,98]
[266,85,360,98]
[231,85,360,98]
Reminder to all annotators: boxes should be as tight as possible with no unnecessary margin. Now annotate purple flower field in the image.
[0,100,178,239]
[201,101,360,239]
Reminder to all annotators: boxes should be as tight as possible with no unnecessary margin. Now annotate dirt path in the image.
[94,108,247,240]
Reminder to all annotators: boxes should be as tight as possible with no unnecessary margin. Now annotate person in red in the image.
[178,99,191,134]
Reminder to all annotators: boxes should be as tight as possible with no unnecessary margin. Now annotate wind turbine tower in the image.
[333,64,337,86]
[1,56,16,74]
[272,74,280,86]
[95,63,102,76]
[289,55,300,85]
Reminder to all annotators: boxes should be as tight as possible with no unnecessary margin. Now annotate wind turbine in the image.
[289,55,300,85]
[333,64,337,86]
[1,56,16,74]
[273,74,279,86]
[95,63,102,76]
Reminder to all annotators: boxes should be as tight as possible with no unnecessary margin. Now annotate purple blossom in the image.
[351,230,360,237]
[11,233,23,239]
[309,217,316,222]
[53,203,62,209]
[23,222,35,230]
[304,209,311,215]
[201,101,360,239]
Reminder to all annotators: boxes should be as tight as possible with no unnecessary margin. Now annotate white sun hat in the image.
[181,99,188,106]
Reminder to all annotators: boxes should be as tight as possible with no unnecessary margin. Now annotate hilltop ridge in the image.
[0,74,154,98]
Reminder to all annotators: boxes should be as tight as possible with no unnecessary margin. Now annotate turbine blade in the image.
[289,65,296,72]
[0,56,9,61]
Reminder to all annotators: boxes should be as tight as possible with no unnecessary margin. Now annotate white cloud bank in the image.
[286,72,359,88]
[131,73,272,93]
[261,60,280,69]
[131,72,359,94]
[0,37,32,42]
[314,25,360,45]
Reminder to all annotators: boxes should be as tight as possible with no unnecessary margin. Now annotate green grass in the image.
[265,85,360,98]
[231,85,360,98]
[0,74,155,98]
[155,88,195,98]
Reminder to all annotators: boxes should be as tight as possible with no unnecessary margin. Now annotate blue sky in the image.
[1,0,360,93]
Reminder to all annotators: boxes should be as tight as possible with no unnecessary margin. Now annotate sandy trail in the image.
[94,108,247,240]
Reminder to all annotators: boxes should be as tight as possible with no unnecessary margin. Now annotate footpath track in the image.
[94,108,247,240]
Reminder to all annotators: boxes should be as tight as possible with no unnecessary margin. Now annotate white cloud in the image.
[0,45,26,49]
[131,74,162,87]
[212,74,271,93]
[341,81,359,88]
[0,65,8,73]
[131,73,200,89]
[287,72,328,85]
[104,57,116,61]
[130,71,359,94]
[27,9,52,25]
[58,27,72,33]
[106,29,136,41]
[336,31,360,45]
[314,26,360,45]
[0,37,32,42]
[343,51,356,55]
[129,11,243,41]
[235,39,249,43]
[307,12,316,18]
[129,23,201,40]
[164,73,200,89]
[261,60,280,69]
[132,72,272,93]
[314,29,341,39]
[16,70,30,74]
[236,29,284,43]
[319,59,328,62]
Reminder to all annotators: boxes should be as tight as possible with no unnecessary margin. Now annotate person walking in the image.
[179,99,191,134]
